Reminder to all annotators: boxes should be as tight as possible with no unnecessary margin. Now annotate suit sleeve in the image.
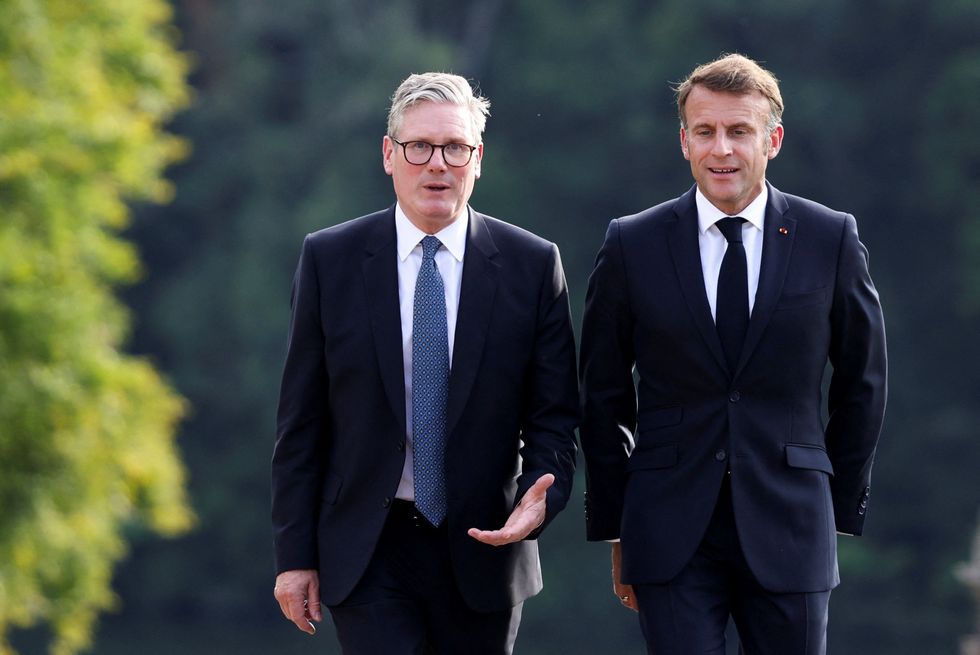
[514,243,580,538]
[579,220,638,541]
[271,235,328,573]
[826,214,887,536]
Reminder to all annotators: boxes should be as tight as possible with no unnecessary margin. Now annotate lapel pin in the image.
[778,227,789,235]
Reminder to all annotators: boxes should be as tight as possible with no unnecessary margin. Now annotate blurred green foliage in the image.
[0,1,193,653]
[5,0,980,653]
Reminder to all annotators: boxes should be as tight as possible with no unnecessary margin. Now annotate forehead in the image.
[398,101,474,141]
[685,86,770,126]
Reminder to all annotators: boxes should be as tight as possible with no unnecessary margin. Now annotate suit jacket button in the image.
[729,391,741,403]
[397,441,405,451]
[382,497,391,508]
[715,449,727,462]
[857,507,866,516]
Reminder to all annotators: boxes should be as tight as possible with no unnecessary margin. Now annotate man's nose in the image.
[427,146,448,170]
[710,134,733,156]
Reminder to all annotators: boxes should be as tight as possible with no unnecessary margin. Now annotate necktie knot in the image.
[716,217,746,244]
[421,235,442,260]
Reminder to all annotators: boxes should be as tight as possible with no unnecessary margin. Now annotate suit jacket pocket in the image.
[627,443,679,472]
[637,405,683,431]
[321,472,343,505]
[775,287,828,311]
[785,443,834,475]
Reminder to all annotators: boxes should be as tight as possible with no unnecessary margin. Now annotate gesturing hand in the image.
[274,569,322,634]
[467,473,554,546]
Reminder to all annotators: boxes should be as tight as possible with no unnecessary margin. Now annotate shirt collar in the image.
[696,184,768,235]
[395,203,468,262]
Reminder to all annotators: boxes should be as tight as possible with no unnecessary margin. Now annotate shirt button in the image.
[715,449,727,462]
[729,391,741,403]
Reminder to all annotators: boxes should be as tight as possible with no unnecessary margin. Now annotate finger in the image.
[307,581,322,622]
[274,587,292,620]
[614,583,638,612]
[469,503,542,545]
[287,597,316,634]
[467,527,516,545]
[523,473,555,501]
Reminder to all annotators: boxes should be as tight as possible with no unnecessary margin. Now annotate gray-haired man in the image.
[272,72,579,654]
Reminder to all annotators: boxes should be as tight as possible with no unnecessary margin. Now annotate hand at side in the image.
[274,569,322,634]
[612,542,638,612]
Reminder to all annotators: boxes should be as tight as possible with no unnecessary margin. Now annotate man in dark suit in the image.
[580,54,887,654]
[271,72,578,654]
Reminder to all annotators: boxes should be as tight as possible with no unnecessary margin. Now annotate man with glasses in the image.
[272,72,578,654]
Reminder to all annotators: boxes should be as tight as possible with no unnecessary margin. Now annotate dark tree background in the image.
[14,1,978,653]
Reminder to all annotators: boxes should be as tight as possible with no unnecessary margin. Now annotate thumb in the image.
[521,473,555,504]
[528,473,555,497]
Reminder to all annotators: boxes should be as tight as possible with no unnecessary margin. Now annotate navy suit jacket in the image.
[272,206,579,612]
[580,184,886,593]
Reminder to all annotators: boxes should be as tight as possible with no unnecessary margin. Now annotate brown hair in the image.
[675,53,784,134]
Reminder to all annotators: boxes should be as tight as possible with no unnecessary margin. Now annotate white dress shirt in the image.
[394,203,467,501]
[696,185,768,320]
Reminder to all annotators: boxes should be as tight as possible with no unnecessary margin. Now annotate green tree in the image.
[0,1,193,653]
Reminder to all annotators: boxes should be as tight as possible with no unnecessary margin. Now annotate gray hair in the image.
[387,72,491,143]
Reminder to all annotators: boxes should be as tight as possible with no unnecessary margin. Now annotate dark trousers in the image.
[633,476,830,655]
[327,500,522,655]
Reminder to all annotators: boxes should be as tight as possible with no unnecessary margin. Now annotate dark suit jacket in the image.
[272,206,579,612]
[580,184,886,594]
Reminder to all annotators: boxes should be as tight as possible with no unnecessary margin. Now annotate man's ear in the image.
[473,142,484,179]
[382,135,395,175]
[767,125,784,160]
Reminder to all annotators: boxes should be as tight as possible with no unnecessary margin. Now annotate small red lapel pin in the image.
[778,227,789,235]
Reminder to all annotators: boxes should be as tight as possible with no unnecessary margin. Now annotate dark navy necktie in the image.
[715,217,749,374]
[412,235,449,526]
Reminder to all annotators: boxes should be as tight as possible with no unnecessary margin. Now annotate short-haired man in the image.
[580,54,887,654]
[272,72,578,654]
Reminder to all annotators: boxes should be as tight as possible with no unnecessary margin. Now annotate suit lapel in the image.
[361,207,407,438]
[447,209,499,435]
[667,187,729,376]
[735,183,795,377]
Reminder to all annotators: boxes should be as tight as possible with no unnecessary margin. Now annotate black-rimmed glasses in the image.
[390,138,478,167]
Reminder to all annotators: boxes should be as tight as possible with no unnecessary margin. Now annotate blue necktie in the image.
[412,235,449,526]
[716,217,749,374]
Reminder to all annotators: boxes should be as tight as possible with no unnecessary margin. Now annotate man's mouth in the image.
[424,182,451,192]
[709,167,738,175]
